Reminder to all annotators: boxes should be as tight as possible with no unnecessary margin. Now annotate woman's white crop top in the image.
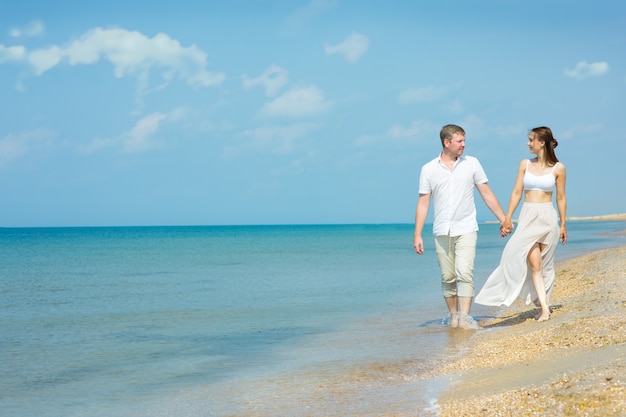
[523,160,558,192]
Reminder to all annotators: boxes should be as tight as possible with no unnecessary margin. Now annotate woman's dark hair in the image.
[531,126,559,165]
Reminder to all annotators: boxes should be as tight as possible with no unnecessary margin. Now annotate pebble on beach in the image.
[434,245,626,417]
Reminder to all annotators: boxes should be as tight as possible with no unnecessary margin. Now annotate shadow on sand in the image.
[480,304,563,329]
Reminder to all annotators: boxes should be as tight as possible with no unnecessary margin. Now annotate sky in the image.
[1,0,625,227]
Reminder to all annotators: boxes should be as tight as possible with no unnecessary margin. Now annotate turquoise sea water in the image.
[1,221,624,417]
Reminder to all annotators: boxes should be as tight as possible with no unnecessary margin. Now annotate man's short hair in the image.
[440,124,465,146]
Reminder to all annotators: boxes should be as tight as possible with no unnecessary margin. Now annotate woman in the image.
[475,126,567,321]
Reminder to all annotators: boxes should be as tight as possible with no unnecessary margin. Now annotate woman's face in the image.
[527,132,543,155]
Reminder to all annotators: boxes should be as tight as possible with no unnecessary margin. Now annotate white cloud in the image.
[260,85,330,118]
[387,121,431,138]
[560,123,604,143]
[27,45,63,75]
[241,64,289,97]
[0,44,26,63]
[2,27,225,89]
[269,155,313,176]
[246,124,316,153]
[81,113,169,154]
[442,99,464,114]
[122,112,167,153]
[224,123,318,157]
[353,134,378,148]
[398,86,442,104]
[0,134,30,165]
[564,61,609,80]
[67,28,225,87]
[10,20,44,38]
[284,0,338,32]
[491,124,527,139]
[457,115,484,138]
[78,136,115,154]
[324,32,370,63]
[0,129,54,167]
[397,82,463,105]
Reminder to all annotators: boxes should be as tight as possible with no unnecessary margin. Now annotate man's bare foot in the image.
[449,312,459,328]
[458,315,480,330]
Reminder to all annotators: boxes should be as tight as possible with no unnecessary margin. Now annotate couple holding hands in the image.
[413,124,567,329]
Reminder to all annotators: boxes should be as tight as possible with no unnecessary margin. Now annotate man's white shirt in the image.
[419,154,488,237]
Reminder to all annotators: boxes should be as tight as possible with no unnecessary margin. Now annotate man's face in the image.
[445,133,466,157]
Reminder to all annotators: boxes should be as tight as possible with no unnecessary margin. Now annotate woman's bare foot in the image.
[535,310,550,322]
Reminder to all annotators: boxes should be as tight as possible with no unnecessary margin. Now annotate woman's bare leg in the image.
[528,242,550,321]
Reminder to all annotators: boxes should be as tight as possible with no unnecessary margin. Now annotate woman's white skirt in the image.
[475,202,560,307]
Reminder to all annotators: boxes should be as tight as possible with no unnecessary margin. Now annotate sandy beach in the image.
[430,242,626,416]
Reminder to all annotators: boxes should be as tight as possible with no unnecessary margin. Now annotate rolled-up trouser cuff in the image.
[434,232,477,298]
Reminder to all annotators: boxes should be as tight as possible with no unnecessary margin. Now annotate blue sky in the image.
[1,0,625,227]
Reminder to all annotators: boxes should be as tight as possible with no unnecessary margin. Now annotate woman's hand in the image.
[560,226,567,245]
[500,219,514,237]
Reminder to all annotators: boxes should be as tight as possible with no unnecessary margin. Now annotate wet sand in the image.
[432,243,626,416]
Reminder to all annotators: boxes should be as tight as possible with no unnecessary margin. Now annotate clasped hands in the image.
[500,219,514,238]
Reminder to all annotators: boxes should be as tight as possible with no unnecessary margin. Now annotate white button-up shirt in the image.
[419,154,488,237]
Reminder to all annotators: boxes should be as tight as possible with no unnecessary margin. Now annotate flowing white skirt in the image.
[475,202,560,307]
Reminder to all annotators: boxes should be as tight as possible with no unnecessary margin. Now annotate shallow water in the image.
[1,221,623,416]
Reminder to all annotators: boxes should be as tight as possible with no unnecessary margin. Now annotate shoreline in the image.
[430,243,626,416]
[482,213,626,224]
[565,213,626,221]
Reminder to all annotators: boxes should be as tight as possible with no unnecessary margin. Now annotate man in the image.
[413,124,508,329]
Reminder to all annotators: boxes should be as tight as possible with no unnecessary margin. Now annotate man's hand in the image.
[414,235,425,255]
[500,219,514,237]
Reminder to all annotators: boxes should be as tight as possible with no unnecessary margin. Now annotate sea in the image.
[1,221,624,417]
